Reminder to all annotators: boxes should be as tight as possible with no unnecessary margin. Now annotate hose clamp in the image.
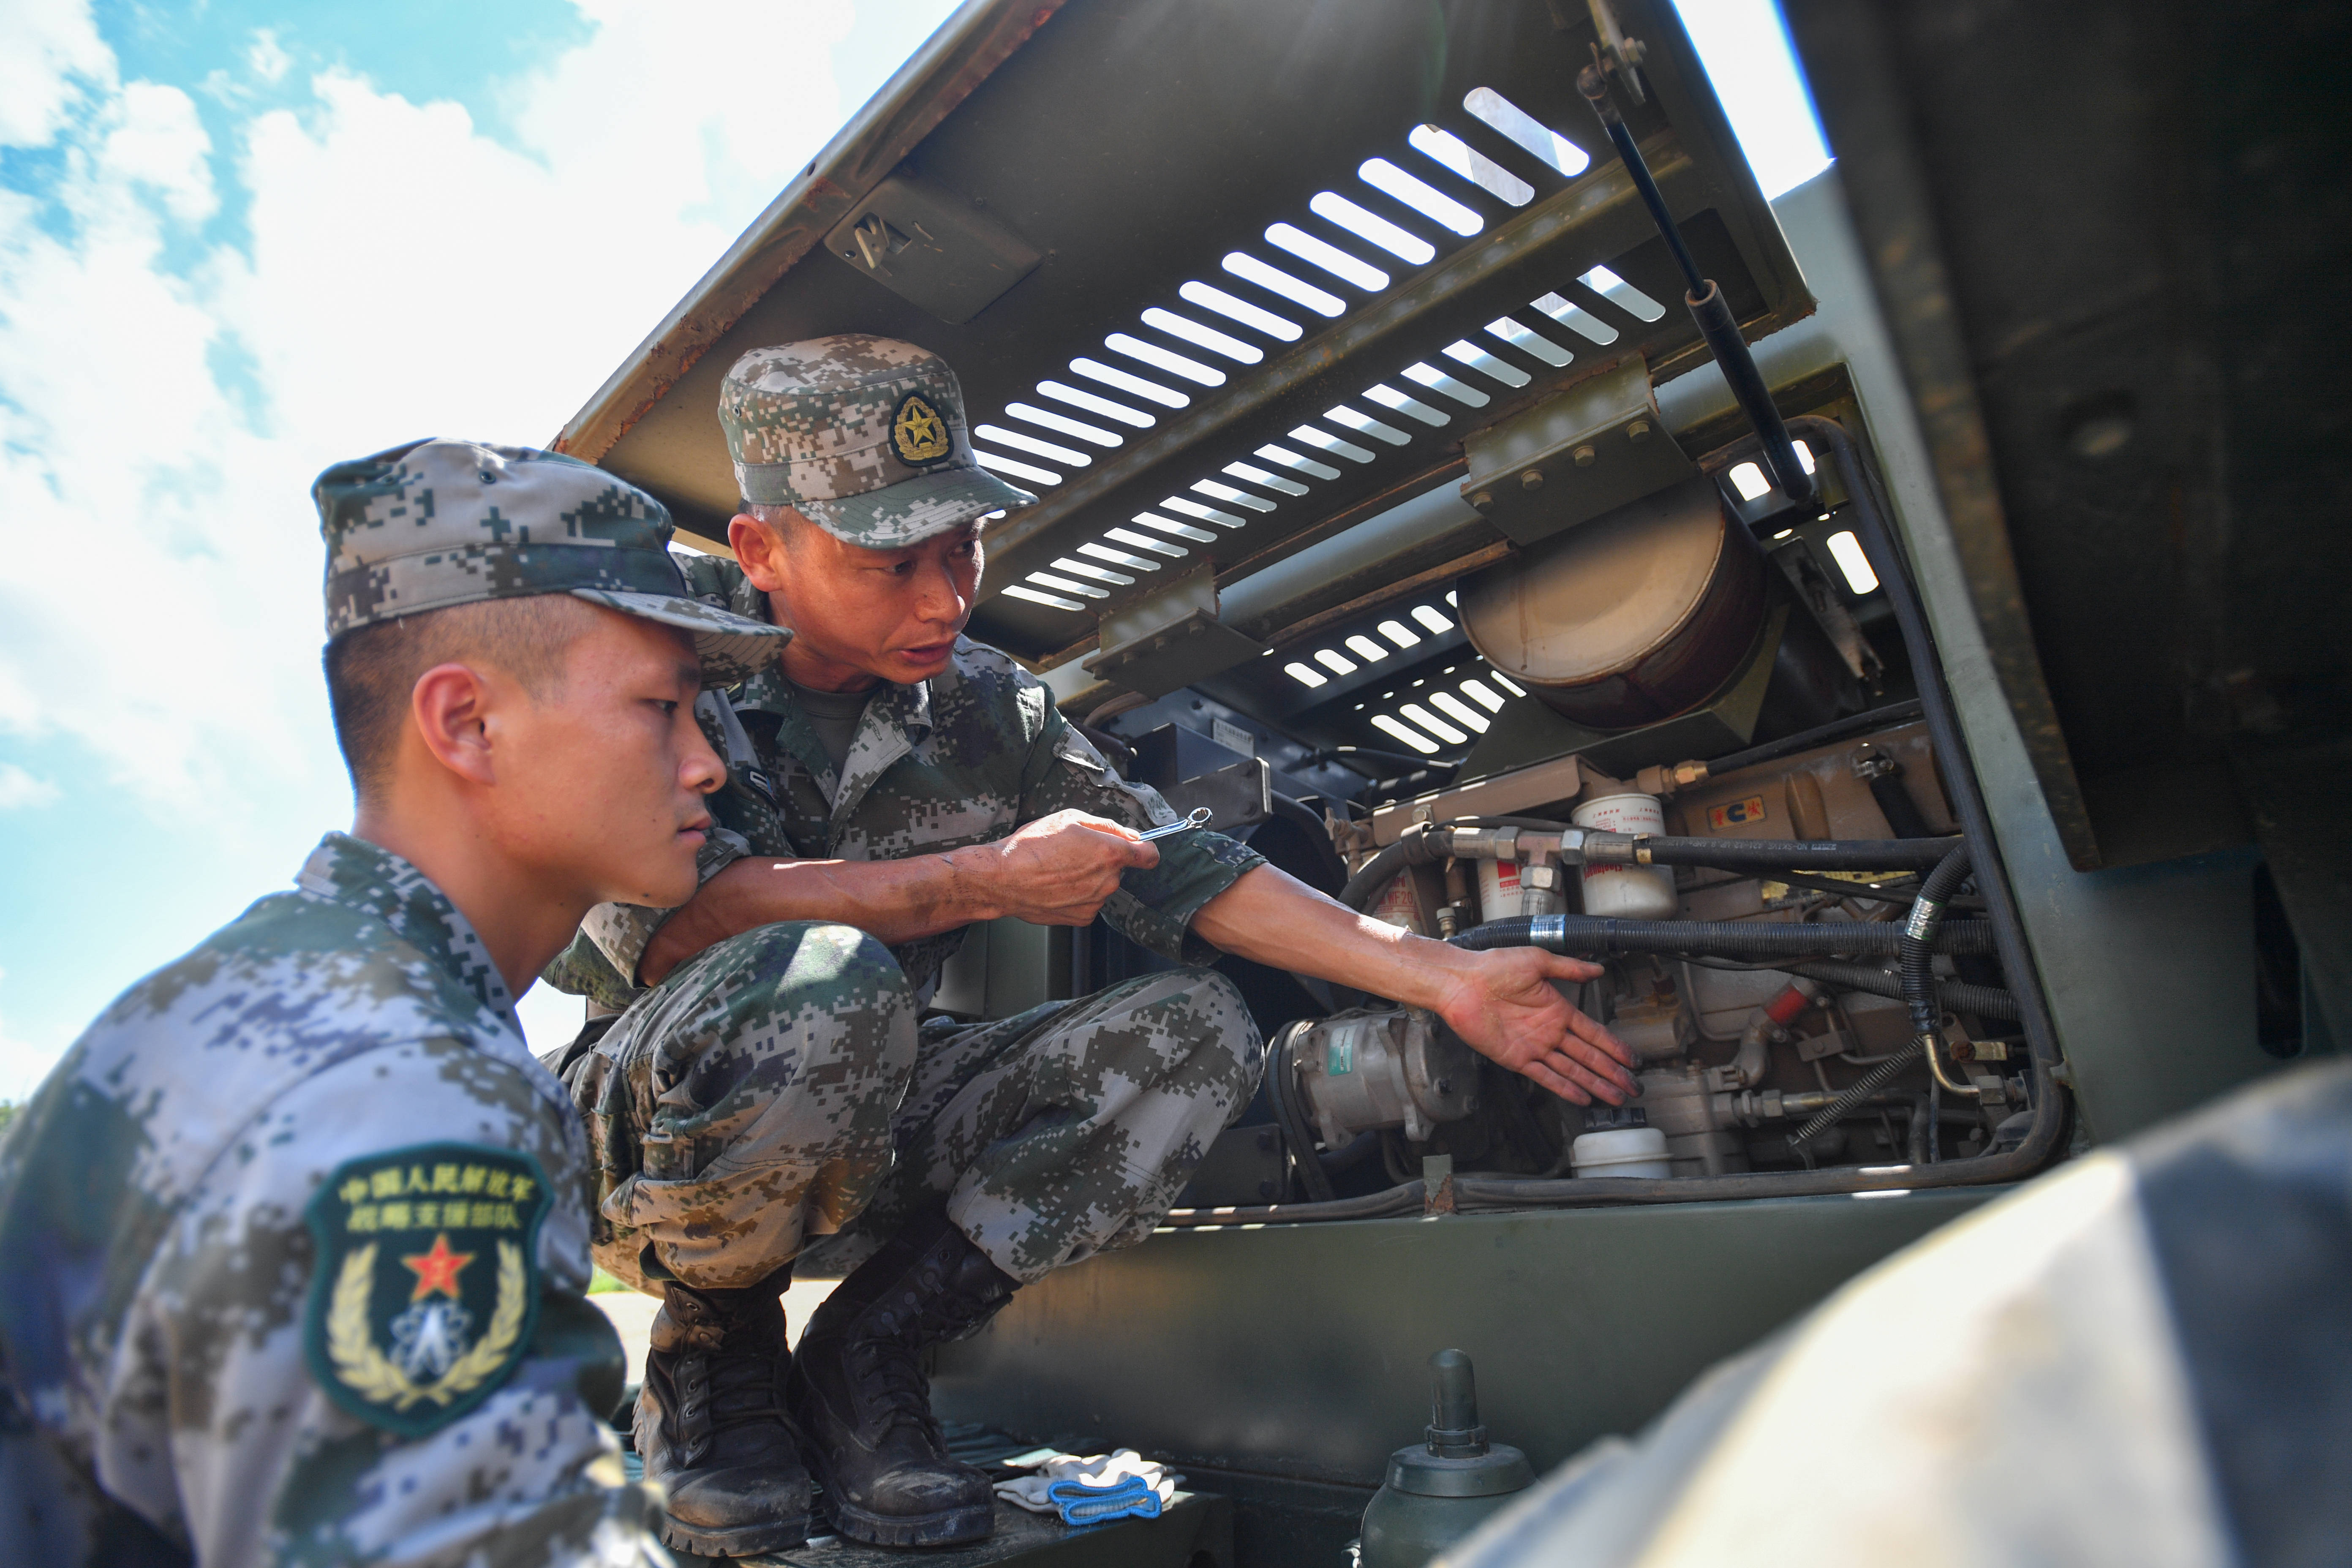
[1905,898,1945,942]
[1632,834,1654,866]
[1530,914,1566,952]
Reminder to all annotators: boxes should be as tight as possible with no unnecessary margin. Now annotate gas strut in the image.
[1576,52,1818,508]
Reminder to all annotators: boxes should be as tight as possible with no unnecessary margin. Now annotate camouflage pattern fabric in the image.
[316,436,787,686]
[559,920,919,1293]
[547,552,1269,1011]
[560,939,1260,1290]
[718,335,1035,548]
[0,834,667,1568]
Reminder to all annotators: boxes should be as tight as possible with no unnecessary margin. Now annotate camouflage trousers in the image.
[559,921,1262,1290]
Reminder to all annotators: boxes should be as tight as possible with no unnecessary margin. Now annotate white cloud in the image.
[0,0,863,838]
[0,0,112,149]
[0,765,59,810]
[246,29,291,87]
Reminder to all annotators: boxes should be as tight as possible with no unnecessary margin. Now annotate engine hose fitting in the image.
[1791,1039,1925,1147]
[1922,1029,1982,1098]
[1901,846,1974,1038]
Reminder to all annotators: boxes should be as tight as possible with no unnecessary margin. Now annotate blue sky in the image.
[0,0,1825,1097]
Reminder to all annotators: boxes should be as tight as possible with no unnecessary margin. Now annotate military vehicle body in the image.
[555,1,2347,1560]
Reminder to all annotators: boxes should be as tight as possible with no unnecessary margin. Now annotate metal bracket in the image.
[1084,563,1267,698]
[1460,357,1697,545]
[824,174,1043,324]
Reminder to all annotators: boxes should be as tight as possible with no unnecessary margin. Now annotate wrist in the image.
[937,849,1000,924]
[1380,928,1474,1014]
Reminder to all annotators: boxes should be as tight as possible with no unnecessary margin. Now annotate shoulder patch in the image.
[302,1141,552,1436]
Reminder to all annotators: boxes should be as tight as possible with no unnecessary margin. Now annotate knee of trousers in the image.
[640,920,920,1099]
[1144,965,1265,1101]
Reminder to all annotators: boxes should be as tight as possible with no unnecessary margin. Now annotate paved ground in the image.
[591,1278,842,1383]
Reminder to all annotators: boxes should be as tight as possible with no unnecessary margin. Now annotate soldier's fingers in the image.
[1560,1032,1639,1095]
[1536,952,1606,984]
[1072,813,1143,842]
[1564,1007,1635,1067]
[1547,1047,1628,1104]
[1518,1058,1592,1104]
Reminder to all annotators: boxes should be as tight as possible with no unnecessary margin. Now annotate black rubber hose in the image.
[1902,844,1974,1037]
[1264,1022,1335,1203]
[1337,823,1446,912]
[1157,1181,1427,1226]
[1609,836,1960,871]
[1784,959,2020,1022]
[1452,914,1994,958]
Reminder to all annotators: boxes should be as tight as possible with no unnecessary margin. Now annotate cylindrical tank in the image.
[1360,1350,1535,1568]
[1458,474,1767,729]
[1571,792,1680,919]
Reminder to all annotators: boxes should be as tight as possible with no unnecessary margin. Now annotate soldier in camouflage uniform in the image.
[0,439,790,1566]
[543,336,1640,1552]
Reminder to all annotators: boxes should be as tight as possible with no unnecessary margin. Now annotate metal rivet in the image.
[1627,419,1651,443]
[1573,445,1597,468]
[1519,469,1544,492]
[1469,490,1495,511]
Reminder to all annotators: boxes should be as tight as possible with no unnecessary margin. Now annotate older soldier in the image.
[0,440,790,1566]
[544,336,1639,1552]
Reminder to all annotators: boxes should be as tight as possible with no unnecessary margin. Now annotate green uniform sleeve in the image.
[1019,709,1266,964]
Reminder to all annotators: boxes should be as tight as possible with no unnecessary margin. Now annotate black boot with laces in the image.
[786,1211,1019,1546]
[636,1263,811,1557]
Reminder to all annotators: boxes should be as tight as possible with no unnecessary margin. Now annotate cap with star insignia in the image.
[302,1142,555,1437]
[718,334,1034,550]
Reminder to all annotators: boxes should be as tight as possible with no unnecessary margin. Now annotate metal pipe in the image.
[1578,62,1817,506]
[1454,913,1995,958]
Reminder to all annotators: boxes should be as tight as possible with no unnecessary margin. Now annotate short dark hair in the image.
[323,595,602,804]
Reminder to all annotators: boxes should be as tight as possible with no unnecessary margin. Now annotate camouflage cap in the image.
[718,335,1035,549]
[315,439,788,687]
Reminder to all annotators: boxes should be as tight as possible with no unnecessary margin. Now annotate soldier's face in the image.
[735,512,983,688]
[485,612,722,908]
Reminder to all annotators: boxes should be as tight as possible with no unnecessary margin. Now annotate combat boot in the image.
[787,1211,1019,1546]
[636,1264,812,1557]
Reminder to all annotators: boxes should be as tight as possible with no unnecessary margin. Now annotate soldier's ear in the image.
[728,511,791,594]
[408,663,500,787]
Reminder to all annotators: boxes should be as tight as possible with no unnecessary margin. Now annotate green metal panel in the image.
[934,1190,1992,1484]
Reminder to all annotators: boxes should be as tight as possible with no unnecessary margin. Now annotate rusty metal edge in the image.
[1782,0,2099,870]
[549,0,1067,463]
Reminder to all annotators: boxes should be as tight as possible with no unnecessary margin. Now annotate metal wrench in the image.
[1137,806,1213,841]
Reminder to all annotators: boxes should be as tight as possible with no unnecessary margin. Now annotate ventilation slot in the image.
[1266,223,1389,291]
[1402,362,1489,408]
[1486,316,1572,367]
[1359,157,1483,236]
[1259,443,1345,479]
[1308,192,1435,266]
[1070,357,1190,408]
[1290,426,1377,463]
[1532,291,1618,345]
[1142,308,1263,364]
[1407,123,1534,207]
[1442,340,1532,387]
[1581,266,1666,321]
[975,424,1089,466]
[1325,406,1411,445]
[1224,461,1309,496]
[1362,384,1448,427]
[1462,86,1592,178]
[976,449,1062,486]
[1222,252,1346,316]
[1107,333,1224,387]
[1036,379,1155,427]
[1178,280,1302,341]
[1005,401,1121,446]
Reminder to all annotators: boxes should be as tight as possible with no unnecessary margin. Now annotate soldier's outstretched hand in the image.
[1431,947,1639,1105]
[965,809,1161,926]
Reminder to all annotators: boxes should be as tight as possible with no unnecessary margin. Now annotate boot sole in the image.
[659,1511,811,1557]
[821,1492,994,1548]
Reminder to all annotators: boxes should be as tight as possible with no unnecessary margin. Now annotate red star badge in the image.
[401,1233,475,1302]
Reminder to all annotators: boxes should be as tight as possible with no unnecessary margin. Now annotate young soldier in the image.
[0,440,790,1566]
[545,336,1639,1552]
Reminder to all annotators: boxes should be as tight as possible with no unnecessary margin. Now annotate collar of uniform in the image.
[295,832,517,1025]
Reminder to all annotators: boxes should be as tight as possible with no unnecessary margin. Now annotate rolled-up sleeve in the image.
[1018,716,1265,964]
